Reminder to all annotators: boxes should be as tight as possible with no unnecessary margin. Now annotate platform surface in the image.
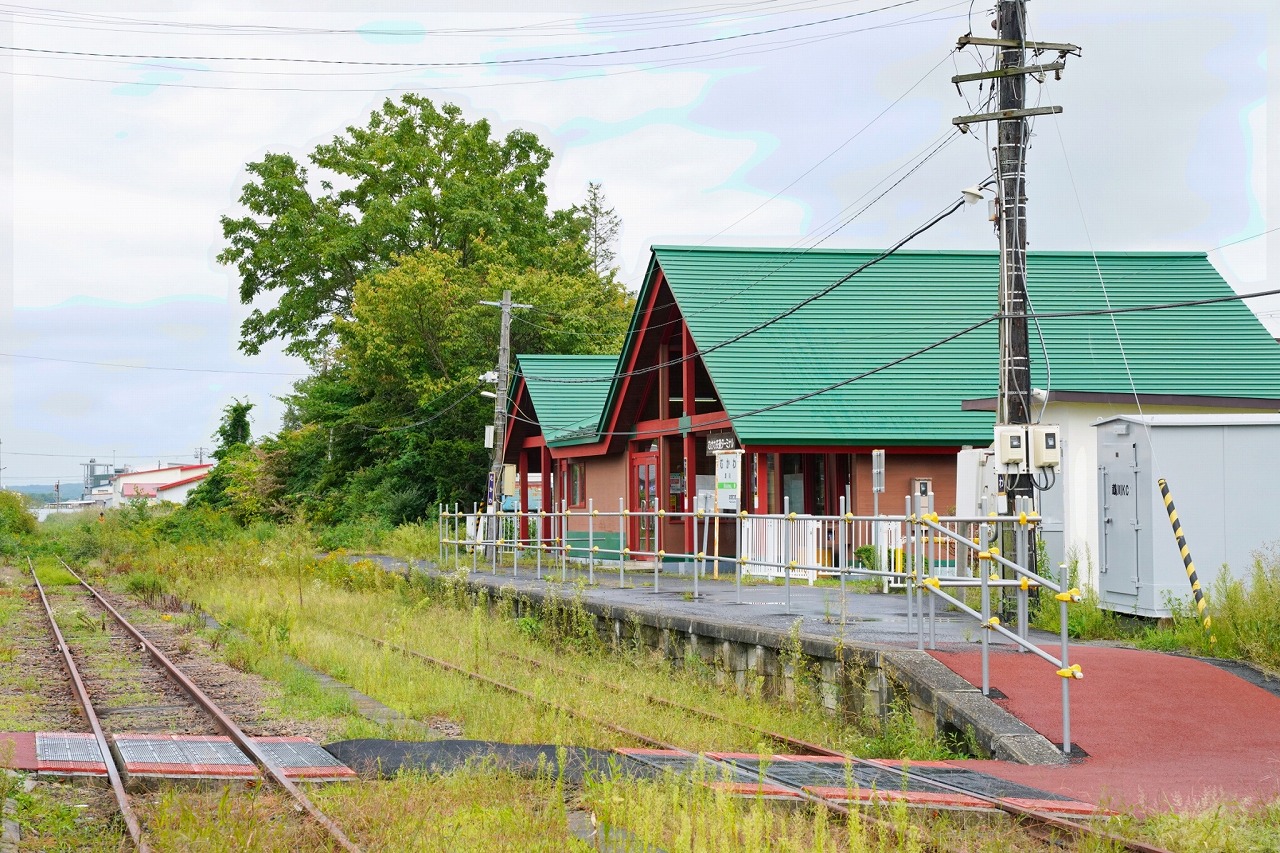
[932,645,1280,810]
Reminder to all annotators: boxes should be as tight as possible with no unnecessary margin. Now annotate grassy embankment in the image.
[2,506,1276,851]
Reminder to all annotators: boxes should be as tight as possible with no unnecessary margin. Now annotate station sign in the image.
[706,431,737,454]
[714,449,743,511]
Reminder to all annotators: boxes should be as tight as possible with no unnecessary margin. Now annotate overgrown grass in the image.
[1033,545,1280,674]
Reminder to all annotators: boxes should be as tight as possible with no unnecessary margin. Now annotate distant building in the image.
[109,464,212,508]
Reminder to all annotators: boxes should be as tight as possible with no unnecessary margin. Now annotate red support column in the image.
[518,450,530,540]
[541,445,553,541]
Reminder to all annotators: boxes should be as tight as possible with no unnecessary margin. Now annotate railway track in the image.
[333,617,1168,853]
[29,557,362,853]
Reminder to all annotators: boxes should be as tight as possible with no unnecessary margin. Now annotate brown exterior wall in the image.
[852,452,958,515]
[560,453,626,536]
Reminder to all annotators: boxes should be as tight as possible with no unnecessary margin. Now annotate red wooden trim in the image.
[601,268,669,442]
[520,435,546,449]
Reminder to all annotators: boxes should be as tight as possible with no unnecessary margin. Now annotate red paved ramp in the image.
[931,645,1280,811]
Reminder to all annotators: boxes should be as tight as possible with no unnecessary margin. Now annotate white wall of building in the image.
[110,465,211,508]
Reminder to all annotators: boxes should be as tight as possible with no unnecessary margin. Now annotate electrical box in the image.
[1030,425,1061,469]
[502,464,517,495]
[910,478,932,497]
[994,425,1026,466]
[1095,414,1280,617]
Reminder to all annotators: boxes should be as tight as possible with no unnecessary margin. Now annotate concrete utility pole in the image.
[953,2,1079,613]
[479,290,531,554]
[953,2,1079,488]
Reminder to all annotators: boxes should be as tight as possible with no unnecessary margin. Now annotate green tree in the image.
[213,399,254,460]
[579,182,622,279]
[219,94,576,361]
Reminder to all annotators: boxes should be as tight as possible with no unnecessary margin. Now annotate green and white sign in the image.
[714,449,743,511]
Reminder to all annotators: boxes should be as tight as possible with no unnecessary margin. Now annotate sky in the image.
[0,1,1275,489]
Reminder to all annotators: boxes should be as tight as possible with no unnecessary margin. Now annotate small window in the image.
[569,462,587,508]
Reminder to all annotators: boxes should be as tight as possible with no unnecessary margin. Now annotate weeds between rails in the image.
[334,624,940,853]
[30,556,364,853]
[333,622,1170,853]
[486,648,1182,851]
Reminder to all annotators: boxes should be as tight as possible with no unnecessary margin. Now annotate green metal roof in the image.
[644,247,1280,447]
[514,354,617,446]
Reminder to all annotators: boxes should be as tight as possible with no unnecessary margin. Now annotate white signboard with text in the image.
[714,450,743,511]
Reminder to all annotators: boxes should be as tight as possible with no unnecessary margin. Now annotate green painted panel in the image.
[651,247,1280,446]
[514,355,616,446]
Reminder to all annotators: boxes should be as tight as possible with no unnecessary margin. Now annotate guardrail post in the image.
[838,495,847,625]
[981,546,991,695]
[619,497,627,588]
[561,499,568,582]
[535,510,543,580]
[735,510,744,604]
[588,498,596,585]
[655,509,664,594]
[1015,496,1029,649]
[783,497,792,615]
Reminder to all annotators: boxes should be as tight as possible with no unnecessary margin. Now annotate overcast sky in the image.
[0,1,1275,488]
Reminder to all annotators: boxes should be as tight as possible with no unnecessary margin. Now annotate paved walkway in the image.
[938,645,1280,811]
[412,556,1280,812]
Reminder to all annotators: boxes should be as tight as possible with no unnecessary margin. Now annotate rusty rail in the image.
[55,559,362,853]
[28,557,149,853]
[345,627,940,852]
[492,646,1167,852]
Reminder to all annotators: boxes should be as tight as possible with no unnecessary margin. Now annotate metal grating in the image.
[256,738,347,769]
[36,732,104,764]
[910,767,1077,802]
[115,736,253,768]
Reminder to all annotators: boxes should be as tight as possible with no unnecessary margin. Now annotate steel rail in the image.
[495,646,1167,852]
[408,561,1169,853]
[344,627,940,853]
[495,647,844,757]
[27,557,150,853]
[55,560,362,853]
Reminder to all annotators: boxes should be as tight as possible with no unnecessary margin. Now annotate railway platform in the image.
[402,556,1280,813]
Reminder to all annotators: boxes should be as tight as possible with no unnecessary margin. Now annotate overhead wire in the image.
[0,0,874,39]
[0,0,935,68]
[0,10,973,92]
[521,191,974,386]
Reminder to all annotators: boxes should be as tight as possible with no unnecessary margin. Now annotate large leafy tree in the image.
[220,94,571,360]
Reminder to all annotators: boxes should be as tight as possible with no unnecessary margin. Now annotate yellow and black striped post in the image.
[1157,478,1216,645]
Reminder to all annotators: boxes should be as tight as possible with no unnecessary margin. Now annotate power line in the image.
[0,0,870,39]
[522,192,972,385]
[0,351,308,376]
[0,10,972,93]
[0,0,933,68]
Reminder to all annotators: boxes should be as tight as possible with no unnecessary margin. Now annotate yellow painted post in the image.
[1157,478,1216,646]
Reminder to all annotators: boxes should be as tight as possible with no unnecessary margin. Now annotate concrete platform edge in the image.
[431,563,1067,766]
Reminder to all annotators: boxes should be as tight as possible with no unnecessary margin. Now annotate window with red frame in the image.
[568,462,586,508]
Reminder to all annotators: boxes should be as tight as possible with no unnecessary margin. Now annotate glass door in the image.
[630,452,659,558]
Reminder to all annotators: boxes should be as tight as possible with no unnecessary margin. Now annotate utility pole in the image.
[953,3,1079,612]
[479,291,531,554]
[194,447,208,465]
